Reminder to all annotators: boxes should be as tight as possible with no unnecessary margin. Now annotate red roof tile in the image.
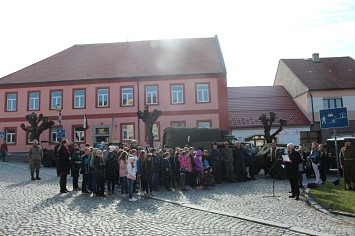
[0,37,225,85]
[228,86,310,128]
[281,57,355,90]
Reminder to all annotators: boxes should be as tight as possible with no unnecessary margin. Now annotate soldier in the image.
[340,138,355,190]
[221,142,235,183]
[28,139,43,180]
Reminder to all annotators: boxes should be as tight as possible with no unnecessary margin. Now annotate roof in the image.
[0,36,225,85]
[228,86,310,128]
[280,56,355,90]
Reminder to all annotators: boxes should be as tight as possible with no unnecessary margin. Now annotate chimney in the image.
[312,53,320,62]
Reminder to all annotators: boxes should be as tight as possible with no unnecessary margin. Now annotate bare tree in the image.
[20,112,55,142]
[137,106,162,147]
[259,112,287,143]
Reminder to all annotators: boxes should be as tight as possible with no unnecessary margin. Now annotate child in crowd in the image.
[142,153,154,197]
[162,152,172,191]
[194,149,204,190]
[119,151,129,198]
[80,147,91,193]
[202,150,210,168]
[127,156,137,202]
[93,150,106,197]
[185,150,193,190]
[202,166,215,187]
[106,151,118,194]
[130,149,138,194]
[136,150,146,194]
[179,151,188,191]
[71,147,82,191]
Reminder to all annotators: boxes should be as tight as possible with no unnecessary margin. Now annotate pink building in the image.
[0,36,228,152]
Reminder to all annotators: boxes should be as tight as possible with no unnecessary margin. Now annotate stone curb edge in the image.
[150,196,328,236]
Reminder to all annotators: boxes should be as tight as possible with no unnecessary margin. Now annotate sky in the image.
[0,0,354,87]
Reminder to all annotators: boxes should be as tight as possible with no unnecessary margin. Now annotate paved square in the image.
[1,161,354,235]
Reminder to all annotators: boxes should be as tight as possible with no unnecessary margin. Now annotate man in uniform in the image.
[340,138,355,190]
[221,142,235,183]
[28,139,43,180]
[209,142,222,184]
[233,141,246,182]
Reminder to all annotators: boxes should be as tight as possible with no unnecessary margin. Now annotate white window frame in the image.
[6,93,16,111]
[5,129,15,144]
[196,84,210,103]
[323,97,343,109]
[74,126,85,143]
[146,86,158,105]
[122,124,134,140]
[29,92,39,110]
[171,85,184,104]
[51,91,62,109]
[74,90,85,108]
[50,127,59,142]
[198,121,211,128]
[121,87,133,106]
[171,122,185,128]
[98,88,109,107]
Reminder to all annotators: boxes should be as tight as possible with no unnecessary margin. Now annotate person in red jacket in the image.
[0,141,8,162]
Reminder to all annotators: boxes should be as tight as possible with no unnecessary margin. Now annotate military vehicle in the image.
[162,127,237,150]
[253,143,287,178]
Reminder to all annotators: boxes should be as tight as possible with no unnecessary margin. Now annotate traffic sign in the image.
[0,132,4,138]
[320,107,349,129]
[56,129,66,138]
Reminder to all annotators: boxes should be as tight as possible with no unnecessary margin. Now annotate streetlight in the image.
[55,104,62,127]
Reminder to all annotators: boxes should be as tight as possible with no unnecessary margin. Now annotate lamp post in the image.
[55,104,62,127]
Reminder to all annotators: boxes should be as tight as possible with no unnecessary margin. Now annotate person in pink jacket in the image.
[119,151,129,198]
[194,149,204,190]
[179,151,188,191]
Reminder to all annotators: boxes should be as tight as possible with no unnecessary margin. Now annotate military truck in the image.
[162,127,237,150]
[253,143,287,178]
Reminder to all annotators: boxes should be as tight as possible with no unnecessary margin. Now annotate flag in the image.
[187,136,190,143]
[83,113,88,129]
[112,113,117,128]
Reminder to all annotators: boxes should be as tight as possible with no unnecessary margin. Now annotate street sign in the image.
[56,129,66,138]
[0,132,4,138]
[319,107,349,129]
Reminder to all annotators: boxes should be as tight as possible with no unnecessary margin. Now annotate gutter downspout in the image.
[309,91,315,124]
[137,78,140,142]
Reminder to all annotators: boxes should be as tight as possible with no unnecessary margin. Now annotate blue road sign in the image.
[320,107,349,129]
[0,132,4,138]
[56,129,66,138]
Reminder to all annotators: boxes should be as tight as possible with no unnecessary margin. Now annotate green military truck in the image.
[162,127,237,150]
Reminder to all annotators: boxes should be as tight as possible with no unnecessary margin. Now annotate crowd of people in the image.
[25,138,355,202]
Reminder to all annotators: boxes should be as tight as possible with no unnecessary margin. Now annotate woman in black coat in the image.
[57,139,71,193]
[141,153,154,196]
[284,143,302,200]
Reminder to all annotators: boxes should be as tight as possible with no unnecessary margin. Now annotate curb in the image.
[150,196,329,236]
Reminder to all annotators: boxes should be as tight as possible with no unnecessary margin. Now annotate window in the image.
[122,124,134,140]
[50,127,60,142]
[97,88,109,107]
[171,85,184,104]
[5,129,15,144]
[27,132,34,144]
[196,84,209,103]
[197,121,211,128]
[146,85,158,104]
[323,98,343,109]
[29,92,40,110]
[147,123,160,140]
[6,93,17,111]
[51,91,62,109]
[171,122,185,128]
[74,126,85,143]
[121,87,133,106]
[74,89,85,108]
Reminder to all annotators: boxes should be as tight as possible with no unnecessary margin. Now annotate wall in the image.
[231,126,310,146]
[0,74,227,152]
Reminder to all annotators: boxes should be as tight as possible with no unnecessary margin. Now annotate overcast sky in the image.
[1,0,354,87]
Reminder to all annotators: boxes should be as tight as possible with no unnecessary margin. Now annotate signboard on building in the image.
[319,107,349,129]
[56,129,66,138]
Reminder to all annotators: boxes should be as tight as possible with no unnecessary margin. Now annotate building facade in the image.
[228,86,310,147]
[0,36,228,152]
[274,54,355,143]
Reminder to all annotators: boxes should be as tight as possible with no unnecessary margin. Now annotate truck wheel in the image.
[253,165,262,175]
[42,154,53,167]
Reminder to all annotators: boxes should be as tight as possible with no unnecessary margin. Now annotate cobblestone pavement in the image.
[0,161,353,235]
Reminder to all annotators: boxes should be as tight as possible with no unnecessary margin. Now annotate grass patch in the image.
[309,181,355,214]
